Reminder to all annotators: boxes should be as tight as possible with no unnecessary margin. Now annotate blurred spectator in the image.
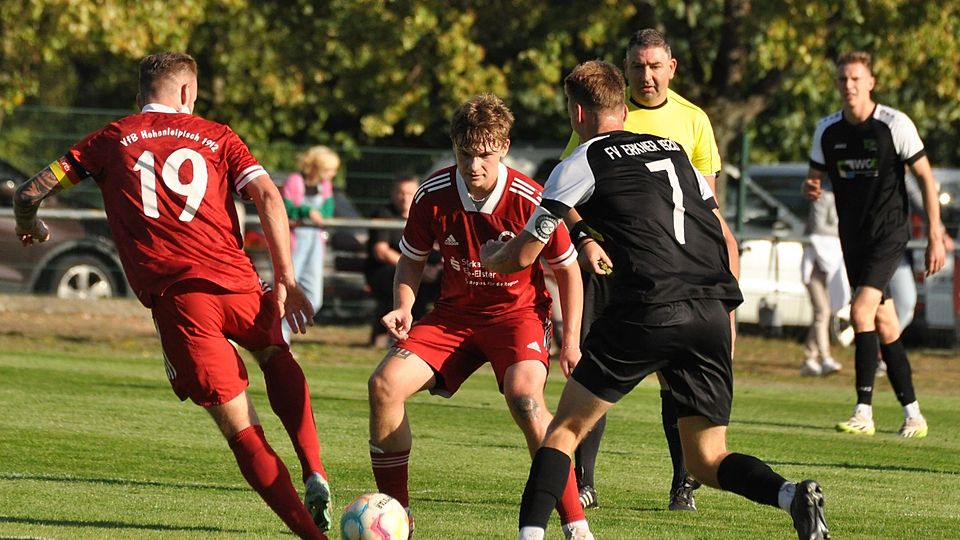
[800,190,848,376]
[889,174,955,333]
[282,146,339,342]
[365,175,440,347]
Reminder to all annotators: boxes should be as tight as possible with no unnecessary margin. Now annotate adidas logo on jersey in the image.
[526,341,542,353]
[444,235,459,246]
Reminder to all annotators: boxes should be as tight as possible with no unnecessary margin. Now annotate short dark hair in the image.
[449,93,514,152]
[139,52,197,100]
[564,60,626,112]
[626,28,672,58]
[835,51,872,73]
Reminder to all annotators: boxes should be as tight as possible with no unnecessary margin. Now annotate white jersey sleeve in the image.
[522,136,605,243]
[541,135,606,208]
[809,112,842,167]
[877,105,925,161]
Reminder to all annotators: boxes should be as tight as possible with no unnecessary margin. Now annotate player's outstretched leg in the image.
[257,348,331,530]
[212,393,326,540]
[683,418,830,540]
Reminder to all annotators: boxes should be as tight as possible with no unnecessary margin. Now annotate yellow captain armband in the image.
[49,158,77,189]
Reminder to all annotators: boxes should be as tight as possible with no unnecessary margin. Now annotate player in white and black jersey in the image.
[803,51,945,439]
[482,60,830,540]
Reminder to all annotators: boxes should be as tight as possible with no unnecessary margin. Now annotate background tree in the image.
[2,0,958,176]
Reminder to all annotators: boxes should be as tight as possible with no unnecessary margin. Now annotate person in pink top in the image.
[281,146,338,342]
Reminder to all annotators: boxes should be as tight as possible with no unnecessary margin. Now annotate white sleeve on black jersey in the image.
[691,158,714,201]
[522,137,603,243]
[881,105,925,162]
[809,112,840,169]
[540,136,601,210]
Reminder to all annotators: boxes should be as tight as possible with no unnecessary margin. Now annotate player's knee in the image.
[368,370,402,407]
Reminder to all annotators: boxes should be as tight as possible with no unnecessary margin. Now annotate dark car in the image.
[0,160,126,299]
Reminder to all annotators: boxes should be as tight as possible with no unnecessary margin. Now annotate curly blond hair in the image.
[297,146,340,183]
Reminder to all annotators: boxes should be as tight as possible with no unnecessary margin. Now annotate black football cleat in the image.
[578,485,599,509]
[790,480,830,540]
[668,475,701,512]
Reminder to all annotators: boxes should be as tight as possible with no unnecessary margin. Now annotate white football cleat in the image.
[898,415,928,439]
[836,413,875,436]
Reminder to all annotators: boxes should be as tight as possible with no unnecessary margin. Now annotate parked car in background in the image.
[0,160,126,299]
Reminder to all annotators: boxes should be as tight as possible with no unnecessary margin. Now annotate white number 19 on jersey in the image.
[134,148,208,222]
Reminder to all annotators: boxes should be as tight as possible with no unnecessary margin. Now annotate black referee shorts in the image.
[572,298,733,426]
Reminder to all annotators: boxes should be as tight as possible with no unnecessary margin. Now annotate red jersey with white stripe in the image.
[400,163,576,323]
[55,104,265,306]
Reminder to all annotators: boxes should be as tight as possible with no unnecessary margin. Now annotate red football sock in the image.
[555,463,586,525]
[262,350,327,482]
[370,448,411,508]
[228,425,325,539]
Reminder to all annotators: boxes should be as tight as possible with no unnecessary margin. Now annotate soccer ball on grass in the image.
[340,492,410,540]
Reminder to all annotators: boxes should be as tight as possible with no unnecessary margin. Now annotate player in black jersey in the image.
[802,51,945,439]
[482,60,830,540]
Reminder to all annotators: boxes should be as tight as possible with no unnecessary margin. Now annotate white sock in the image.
[854,403,873,419]
[777,481,796,511]
[904,401,921,419]
[519,526,546,540]
[562,519,589,536]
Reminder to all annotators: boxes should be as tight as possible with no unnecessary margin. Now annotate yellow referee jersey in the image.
[561,88,721,177]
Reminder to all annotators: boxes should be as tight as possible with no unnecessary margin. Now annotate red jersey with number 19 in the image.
[55,104,265,306]
[399,163,577,324]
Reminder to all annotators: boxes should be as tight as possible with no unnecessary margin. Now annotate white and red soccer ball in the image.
[340,492,409,540]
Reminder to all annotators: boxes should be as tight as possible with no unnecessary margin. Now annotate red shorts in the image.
[396,310,552,397]
[151,279,286,406]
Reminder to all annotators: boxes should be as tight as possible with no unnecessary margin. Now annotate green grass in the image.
[0,330,959,539]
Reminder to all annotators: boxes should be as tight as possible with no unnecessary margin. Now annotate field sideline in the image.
[0,296,958,539]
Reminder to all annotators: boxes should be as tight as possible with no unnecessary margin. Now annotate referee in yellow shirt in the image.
[563,28,736,513]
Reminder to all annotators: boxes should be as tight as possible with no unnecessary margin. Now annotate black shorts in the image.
[842,239,905,292]
[572,298,733,426]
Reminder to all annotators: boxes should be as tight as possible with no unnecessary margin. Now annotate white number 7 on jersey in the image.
[646,158,686,244]
[134,148,209,222]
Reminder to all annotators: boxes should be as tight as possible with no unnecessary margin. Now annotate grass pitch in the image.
[0,321,958,539]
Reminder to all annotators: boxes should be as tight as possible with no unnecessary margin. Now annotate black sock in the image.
[519,447,570,530]
[881,338,917,405]
[660,390,687,487]
[854,331,880,405]
[716,452,786,508]
[574,414,605,489]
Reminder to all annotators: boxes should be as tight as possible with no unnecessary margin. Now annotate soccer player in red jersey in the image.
[14,52,331,540]
[367,94,593,539]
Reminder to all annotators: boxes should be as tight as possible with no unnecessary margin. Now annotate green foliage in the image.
[2,0,959,165]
